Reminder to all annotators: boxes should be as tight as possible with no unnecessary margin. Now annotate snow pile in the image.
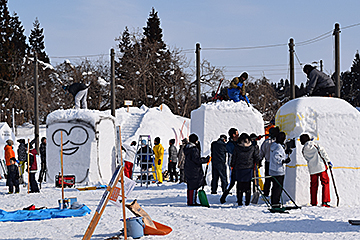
[46,109,117,185]
[191,100,264,156]
[111,104,190,169]
[275,97,360,206]
[0,122,15,160]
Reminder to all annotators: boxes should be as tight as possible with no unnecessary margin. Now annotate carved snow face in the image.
[52,126,89,155]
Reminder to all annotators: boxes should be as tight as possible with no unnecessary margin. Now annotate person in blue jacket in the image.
[227,72,250,103]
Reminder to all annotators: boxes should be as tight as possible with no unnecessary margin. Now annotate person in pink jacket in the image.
[300,134,332,207]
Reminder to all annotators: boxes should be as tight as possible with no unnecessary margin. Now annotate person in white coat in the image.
[269,132,290,207]
[300,134,332,207]
[122,141,137,178]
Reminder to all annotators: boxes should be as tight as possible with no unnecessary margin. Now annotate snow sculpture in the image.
[276,97,360,206]
[46,109,117,184]
[191,101,264,157]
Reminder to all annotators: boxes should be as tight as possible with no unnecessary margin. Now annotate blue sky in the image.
[8,0,360,85]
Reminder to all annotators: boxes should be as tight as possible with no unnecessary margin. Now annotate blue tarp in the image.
[0,205,91,222]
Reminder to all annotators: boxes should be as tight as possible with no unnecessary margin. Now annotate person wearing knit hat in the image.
[227,72,250,104]
[303,64,335,96]
[183,133,210,206]
[4,139,15,167]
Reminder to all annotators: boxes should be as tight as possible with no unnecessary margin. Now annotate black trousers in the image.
[211,163,228,193]
[29,172,40,193]
[8,179,19,193]
[270,175,284,206]
[311,86,335,97]
[168,162,178,182]
[179,169,185,182]
[236,181,251,205]
[38,161,47,182]
[263,162,271,196]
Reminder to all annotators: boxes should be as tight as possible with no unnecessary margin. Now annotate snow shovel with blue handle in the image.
[198,158,211,208]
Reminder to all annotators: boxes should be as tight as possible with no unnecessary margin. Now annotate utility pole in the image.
[289,38,295,100]
[34,51,39,152]
[196,43,201,108]
[320,60,323,72]
[110,48,116,117]
[333,23,341,98]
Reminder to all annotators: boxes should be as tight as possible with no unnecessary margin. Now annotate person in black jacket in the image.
[7,158,20,194]
[303,64,335,96]
[210,134,228,194]
[62,82,89,109]
[231,133,261,206]
[38,137,47,183]
[184,133,210,206]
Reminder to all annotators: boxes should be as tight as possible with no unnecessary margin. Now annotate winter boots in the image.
[220,189,230,204]
[237,190,251,206]
[187,189,200,206]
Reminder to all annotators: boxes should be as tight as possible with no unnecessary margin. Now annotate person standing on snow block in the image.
[122,141,137,178]
[269,132,290,208]
[260,126,280,198]
[227,72,250,103]
[7,158,20,194]
[38,137,47,183]
[177,138,188,183]
[62,82,89,109]
[300,134,332,207]
[153,137,164,183]
[210,134,228,194]
[184,133,210,206]
[27,144,40,193]
[231,133,261,206]
[303,64,335,97]
[220,128,239,204]
[168,139,178,182]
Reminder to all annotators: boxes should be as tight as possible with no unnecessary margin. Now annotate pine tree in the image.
[29,17,49,63]
[351,50,360,73]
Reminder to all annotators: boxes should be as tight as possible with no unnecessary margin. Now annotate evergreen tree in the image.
[29,17,49,63]
[351,50,360,73]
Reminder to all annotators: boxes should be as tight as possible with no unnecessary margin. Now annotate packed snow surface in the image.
[1,182,360,239]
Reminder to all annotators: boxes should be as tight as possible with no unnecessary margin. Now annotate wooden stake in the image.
[118,126,127,239]
[27,139,30,194]
[61,131,64,207]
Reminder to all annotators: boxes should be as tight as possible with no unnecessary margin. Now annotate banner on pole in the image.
[109,176,136,207]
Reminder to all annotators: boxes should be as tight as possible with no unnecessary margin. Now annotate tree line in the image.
[0,1,359,128]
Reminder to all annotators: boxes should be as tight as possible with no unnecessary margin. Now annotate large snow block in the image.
[276,97,360,206]
[46,109,117,185]
[191,101,264,156]
[0,122,15,161]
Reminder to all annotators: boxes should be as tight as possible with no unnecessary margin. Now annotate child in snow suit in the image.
[7,158,20,194]
[168,139,178,182]
[153,137,164,183]
[184,134,210,206]
[269,132,290,207]
[300,134,332,207]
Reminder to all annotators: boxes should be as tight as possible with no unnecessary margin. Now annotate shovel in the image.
[198,158,211,207]
[251,165,260,204]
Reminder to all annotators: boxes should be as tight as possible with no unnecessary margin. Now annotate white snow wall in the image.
[46,109,117,185]
[191,101,264,184]
[276,97,360,206]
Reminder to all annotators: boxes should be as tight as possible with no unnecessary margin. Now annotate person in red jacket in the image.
[28,144,40,193]
[4,139,15,178]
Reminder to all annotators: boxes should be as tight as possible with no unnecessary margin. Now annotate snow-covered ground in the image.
[1,181,360,239]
